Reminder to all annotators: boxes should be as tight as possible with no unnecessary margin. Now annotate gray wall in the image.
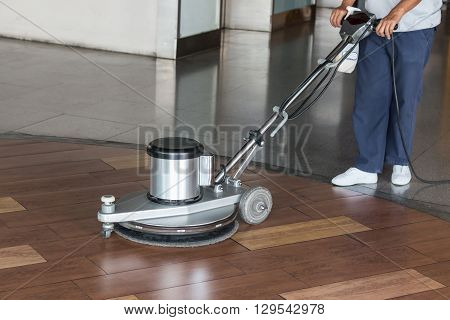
[316,0,341,7]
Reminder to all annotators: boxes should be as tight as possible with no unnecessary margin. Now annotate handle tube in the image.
[214,113,279,184]
[214,37,354,184]
[280,36,351,114]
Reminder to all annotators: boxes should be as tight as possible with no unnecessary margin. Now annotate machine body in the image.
[97,9,385,243]
[147,137,214,204]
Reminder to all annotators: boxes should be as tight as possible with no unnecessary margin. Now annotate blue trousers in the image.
[353,28,435,173]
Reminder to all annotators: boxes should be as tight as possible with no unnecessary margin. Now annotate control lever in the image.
[270,106,289,138]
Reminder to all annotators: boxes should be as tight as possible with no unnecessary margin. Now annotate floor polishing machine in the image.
[97,9,386,246]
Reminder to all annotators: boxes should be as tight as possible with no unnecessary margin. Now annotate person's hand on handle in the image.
[330,5,348,28]
[376,0,422,39]
[376,10,403,39]
[330,0,357,28]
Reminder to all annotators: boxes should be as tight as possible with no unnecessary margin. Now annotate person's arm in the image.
[376,0,422,39]
[330,0,357,28]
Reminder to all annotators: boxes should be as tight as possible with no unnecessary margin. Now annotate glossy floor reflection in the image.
[1,138,449,300]
[0,8,448,215]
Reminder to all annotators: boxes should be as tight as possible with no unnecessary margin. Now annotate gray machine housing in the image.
[98,137,258,238]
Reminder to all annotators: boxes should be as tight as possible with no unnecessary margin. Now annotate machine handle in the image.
[341,11,398,32]
[373,19,399,31]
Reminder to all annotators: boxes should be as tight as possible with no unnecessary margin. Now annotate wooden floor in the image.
[0,138,449,300]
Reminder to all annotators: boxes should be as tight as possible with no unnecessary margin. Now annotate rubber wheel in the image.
[102,229,112,239]
[239,186,273,225]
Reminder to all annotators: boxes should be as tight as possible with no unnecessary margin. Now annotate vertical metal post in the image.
[356,0,366,10]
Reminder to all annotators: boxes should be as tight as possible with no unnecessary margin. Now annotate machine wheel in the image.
[101,223,114,239]
[102,230,112,239]
[239,186,272,225]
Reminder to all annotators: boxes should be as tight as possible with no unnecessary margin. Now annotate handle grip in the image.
[373,19,399,31]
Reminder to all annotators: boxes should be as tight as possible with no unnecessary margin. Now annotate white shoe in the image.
[331,167,378,187]
[391,165,412,186]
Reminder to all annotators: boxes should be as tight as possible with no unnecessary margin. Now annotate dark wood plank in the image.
[48,217,101,239]
[243,172,315,194]
[291,185,362,202]
[90,168,149,185]
[438,287,450,299]
[0,160,113,183]
[0,174,107,197]
[281,269,445,300]
[28,257,105,288]
[30,236,144,262]
[377,246,436,268]
[137,270,307,300]
[0,146,134,170]
[0,257,105,292]
[295,195,405,218]
[271,192,309,210]
[0,225,60,247]
[257,173,324,191]
[0,142,82,158]
[101,154,149,170]
[283,250,399,287]
[238,207,311,232]
[138,180,149,188]
[0,201,99,228]
[238,171,264,183]
[14,182,145,209]
[220,166,262,183]
[223,236,367,274]
[408,237,450,262]
[392,290,448,300]
[343,207,435,230]
[415,261,450,286]
[355,220,450,249]
[108,295,139,300]
[0,139,42,147]
[74,258,243,299]
[245,179,285,194]
[107,294,139,300]
[233,216,370,250]
[87,240,248,274]
[0,281,90,300]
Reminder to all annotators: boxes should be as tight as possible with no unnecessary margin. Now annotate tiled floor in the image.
[0,137,449,300]
[0,197,26,214]
[0,8,448,215]
[281,269,445,300]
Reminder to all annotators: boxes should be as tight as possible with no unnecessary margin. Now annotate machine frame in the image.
[98,9,380,239]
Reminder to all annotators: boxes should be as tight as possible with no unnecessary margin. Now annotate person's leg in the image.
[332,34,394,187]
[385,28,436,166]
[353,33,393,173]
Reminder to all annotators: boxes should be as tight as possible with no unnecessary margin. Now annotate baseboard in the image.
[176,29,221,58]
[271,5,316,31]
